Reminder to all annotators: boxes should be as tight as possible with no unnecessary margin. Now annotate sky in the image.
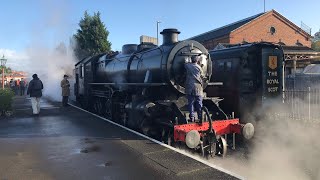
[0,0,319,70]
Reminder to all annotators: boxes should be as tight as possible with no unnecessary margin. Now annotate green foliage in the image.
[6,67,12,74]
[311,40,320,52]
[0,88,14,112]
[73,11,112,60]
[0,66,11,74]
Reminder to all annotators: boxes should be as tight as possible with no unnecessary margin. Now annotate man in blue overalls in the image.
[185,55,203,122]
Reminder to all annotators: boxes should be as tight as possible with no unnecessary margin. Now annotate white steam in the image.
[209,99,320,180]
[245,101,320,180]
[24,45,75,101]
[18,0,76,101]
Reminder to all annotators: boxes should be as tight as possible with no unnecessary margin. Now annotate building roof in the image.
[303,64,320,74]
[282,45,319,55]
[189,13,265,42]
[282,45,314,51]
[189,10,311,42]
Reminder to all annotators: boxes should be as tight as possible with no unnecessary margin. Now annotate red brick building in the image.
[190,9,312,50]
[0,71,28,87]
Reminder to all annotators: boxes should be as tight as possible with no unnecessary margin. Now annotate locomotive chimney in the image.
[160,28,180,45]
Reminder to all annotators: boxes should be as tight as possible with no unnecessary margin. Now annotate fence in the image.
[282,75,320,124]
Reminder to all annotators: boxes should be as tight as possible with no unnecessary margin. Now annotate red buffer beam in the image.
[173,119,254,143]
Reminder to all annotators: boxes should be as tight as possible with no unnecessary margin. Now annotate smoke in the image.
[209,98,320,180]
[245,101,320,180]
[21,0,76,101]
[24,45,75,101]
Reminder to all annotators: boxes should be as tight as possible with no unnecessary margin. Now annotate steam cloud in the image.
[245,101,320,180]
[14,0,76,101]
[210,98,320,180]
[24,45,75,101]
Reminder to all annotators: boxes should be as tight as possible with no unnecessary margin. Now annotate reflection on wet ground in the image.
[0,96,238,180]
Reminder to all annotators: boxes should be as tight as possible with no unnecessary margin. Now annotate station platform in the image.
[0,96,240,180]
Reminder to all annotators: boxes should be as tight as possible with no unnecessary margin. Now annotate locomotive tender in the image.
[207,42,284,123]
[74,29,254,157]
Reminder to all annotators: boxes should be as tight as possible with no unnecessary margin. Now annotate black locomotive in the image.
[74,29,253,157]
[206,42,284,123]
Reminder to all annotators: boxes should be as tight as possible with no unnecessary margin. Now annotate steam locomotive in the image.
[206,43,284,123]
[74,29,254,157]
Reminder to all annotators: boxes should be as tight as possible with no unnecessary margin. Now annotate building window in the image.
[223,61,232,71]
[270,26,276,35]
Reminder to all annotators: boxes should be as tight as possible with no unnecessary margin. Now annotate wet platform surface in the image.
[0,96,239,180]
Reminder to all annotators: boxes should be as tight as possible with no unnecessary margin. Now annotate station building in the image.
[0,70,28,87]
[189,9,320,75]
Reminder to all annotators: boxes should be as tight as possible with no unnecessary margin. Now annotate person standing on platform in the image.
[27,74,43,116]
[60,75,70,107]
[16,79,20,95]
[10,79,15,92]
[20,78,26,96]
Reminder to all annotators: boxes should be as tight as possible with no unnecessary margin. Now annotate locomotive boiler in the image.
[95,29,211,91]
[74,29,254,157]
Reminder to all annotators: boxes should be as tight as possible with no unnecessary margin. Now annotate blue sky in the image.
[0,0,319,68]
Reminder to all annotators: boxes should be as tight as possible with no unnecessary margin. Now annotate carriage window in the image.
[217,61,232,72]
[218,62,224,69]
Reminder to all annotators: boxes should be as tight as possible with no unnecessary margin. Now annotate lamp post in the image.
[0,55,7,89]
[157,21,161,46]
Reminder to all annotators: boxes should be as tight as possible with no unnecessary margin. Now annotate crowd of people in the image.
[2,73,70,116]
[7,78,28,96]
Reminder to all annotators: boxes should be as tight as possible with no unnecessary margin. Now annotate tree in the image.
[312,41,320,51]
[312,40,320,52]
[0,67,11,74]
[5,67,12,74]
[73,11,112,60]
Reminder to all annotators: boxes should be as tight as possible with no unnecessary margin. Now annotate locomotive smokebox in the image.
[160,28,180,45]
